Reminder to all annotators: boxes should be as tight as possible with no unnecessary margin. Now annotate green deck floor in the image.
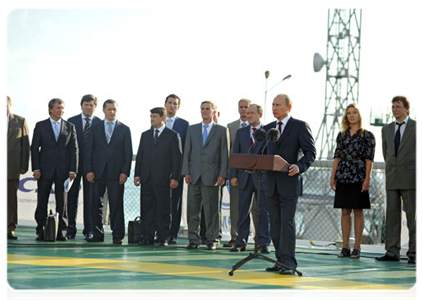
[7,226,416,290]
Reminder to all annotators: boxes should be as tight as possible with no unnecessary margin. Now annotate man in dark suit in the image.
[181,101,229,250]
[376,96,416,264]
[67,94,102,239]
[264,94,316,275]
[7,96,30,240]
[134,107,182,246]
[31,98,78,241]
[85,99,132,244]
[164,94,189,244]
[229,104,271,253]
[224,98,251,248]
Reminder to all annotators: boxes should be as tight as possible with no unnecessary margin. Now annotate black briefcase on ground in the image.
[44,210,59,242]
[128,216,144,243]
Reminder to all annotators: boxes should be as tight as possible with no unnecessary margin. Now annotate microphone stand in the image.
[228,154,302,277]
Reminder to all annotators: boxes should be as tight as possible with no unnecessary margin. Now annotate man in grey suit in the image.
[224,98,251,248]
[376,96,416,264]
[182,101,229,250]
[264,94,316,275]
[7,96,30,240]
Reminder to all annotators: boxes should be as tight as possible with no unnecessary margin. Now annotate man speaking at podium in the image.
[264,94,316,275]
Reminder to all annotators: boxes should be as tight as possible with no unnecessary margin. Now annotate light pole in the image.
[263,71,292,123]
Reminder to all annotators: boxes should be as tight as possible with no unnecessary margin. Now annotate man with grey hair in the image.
[7,96,30,240]
[31,98,78,241]
[224,98,251,247]
[182,101,229,250]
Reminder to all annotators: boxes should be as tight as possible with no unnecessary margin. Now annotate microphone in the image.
[261,128,280,154]
[247,128,266,154]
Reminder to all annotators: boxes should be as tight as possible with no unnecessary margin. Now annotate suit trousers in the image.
[236,176,270,247]
[67,172,93,236]
[229,184,239,241]
[7,179,19,233]
[187,180,221,244]
[385,189,416,258]
[267,191,298,269]
[35,176,67,235]
[91,170,125,240]
[141,179,172,243]
[169,177,184,239]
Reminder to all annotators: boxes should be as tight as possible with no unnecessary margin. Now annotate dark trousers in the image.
[169,178,184,239]
[267,190,298,269]
[7,179,19,234]
[91,171,125,240]
[385,189,416,258]
[35,176,67,235]
[67,172,93,236]
[141,179,171,243]
[236,176,270,247]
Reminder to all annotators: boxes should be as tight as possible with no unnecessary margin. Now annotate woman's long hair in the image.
[341,103,364,136]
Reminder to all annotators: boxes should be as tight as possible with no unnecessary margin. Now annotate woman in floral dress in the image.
[330,103,376,259]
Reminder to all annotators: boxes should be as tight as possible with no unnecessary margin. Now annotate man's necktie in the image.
[277,121,283,134]
[53,121,60,142]
[251,127,257,149]
[394,122,405,156]
[166,118,173,129]
[241,122,247,128]
[154,129,159,145]
[203,124,209,146]
[107,121,112,143]
[83,118,90,143]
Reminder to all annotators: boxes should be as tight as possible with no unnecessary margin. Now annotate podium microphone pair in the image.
[247,128,280,154]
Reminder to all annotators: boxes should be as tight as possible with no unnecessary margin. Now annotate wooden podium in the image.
[228,153,302,277]
[230,153,290,172]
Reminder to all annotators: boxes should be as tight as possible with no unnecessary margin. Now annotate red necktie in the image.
[251,127,257,149]
[277,121,283,134]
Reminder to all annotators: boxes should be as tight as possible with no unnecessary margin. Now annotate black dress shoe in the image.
[169,237,177,244]
[408,256,416,264]
[230,245,246,252]
[279,269,295,275]
[56,233,68,241]
[113,239,122,245]
[207,243,217,250]
[139,239,154,246]
[8,233,18,240]
[35,234,44,241]
[260,245,271,254]
[186,243,200,249]
[375,254,400,261]
[266,264,282,272]
[65,232,76,240]
[223,240,236,247]
[87,234,104,242]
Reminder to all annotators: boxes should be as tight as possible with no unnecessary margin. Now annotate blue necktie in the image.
[53,121,60,142]
[203,124,209,146]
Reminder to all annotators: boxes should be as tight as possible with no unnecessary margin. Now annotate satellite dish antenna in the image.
[313,53,326,72]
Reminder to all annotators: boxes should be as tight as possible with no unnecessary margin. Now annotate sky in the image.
[3,1,421,162]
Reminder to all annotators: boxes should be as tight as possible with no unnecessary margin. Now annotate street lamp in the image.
[264,71,292,122]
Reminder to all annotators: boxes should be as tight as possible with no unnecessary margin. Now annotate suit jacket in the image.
[31,118,78,180]
[382,118,416,190]
[227,119,242,174]
[264,117,316,198]
[172,117,189,151]
[135,127,182,185]
[7,113,30,179]
[84,120,132,180]
[68,114,102,169]
[181,122,229,186]
[230,125,267,190]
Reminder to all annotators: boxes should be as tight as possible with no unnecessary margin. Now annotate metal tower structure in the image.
[314,9,362,159]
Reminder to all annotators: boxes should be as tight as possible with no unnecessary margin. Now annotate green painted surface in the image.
[7,226,416,290]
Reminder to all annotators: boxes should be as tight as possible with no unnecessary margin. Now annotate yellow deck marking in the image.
[8,254,406,290]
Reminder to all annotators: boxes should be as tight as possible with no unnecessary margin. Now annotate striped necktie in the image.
[83,118,90,143]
